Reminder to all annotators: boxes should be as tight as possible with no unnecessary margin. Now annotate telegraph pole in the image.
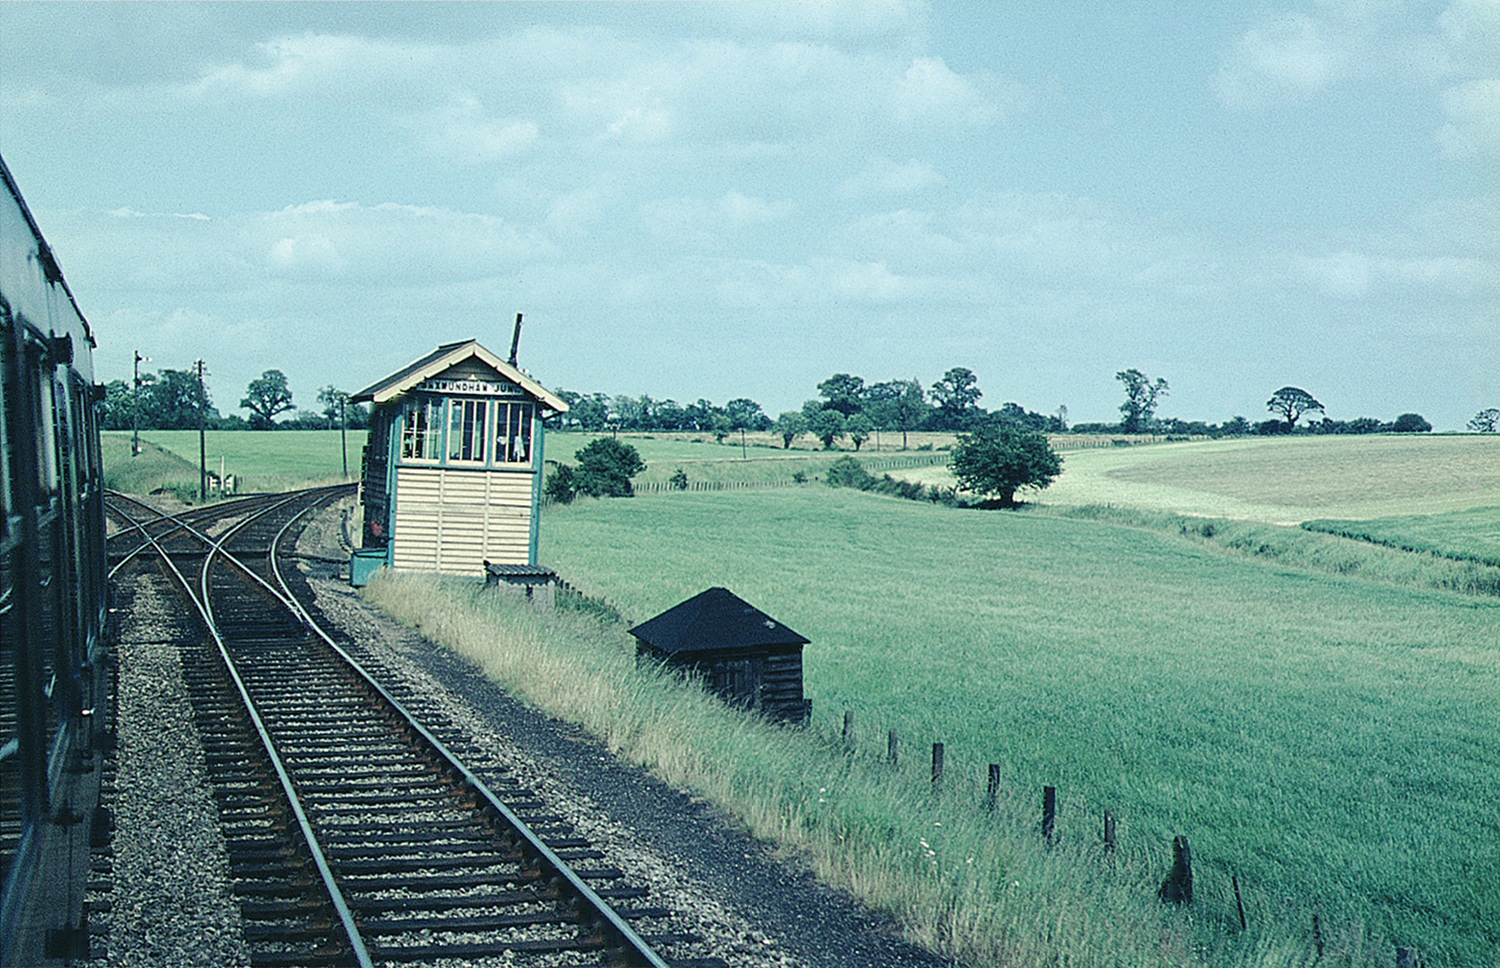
[132,350,150,456]
[339,392,349,479]
[195,359,208,502]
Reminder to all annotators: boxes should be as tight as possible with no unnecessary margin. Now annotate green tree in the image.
[846,413,874,451]
[1469,408,1500,433]
[1266,386,1323,430]
[724,397,769,431]
[1390,412,1431,433]
[949,423,1062,508]
[931,367,982,430]
[867,378,928,449]
[242,369,295,429]
[817,373,866,416]
[146,368,215,430]
[99,379,135,431]
[574,438,646,497]
[775,411,808,449]
[808,409,847,449]
[1116,368,1168,433]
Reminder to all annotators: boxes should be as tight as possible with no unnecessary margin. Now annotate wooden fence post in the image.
[931,743,944,794]
[1102,809,1116,854]
[887,728,899,767]
[1158,835,1193,904]
[1041,786,1057,843]
[1312,914,1324,959]
[985,764,1000,812]
[842,710,853,745]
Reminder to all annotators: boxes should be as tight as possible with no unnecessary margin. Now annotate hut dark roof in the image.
[628,587,809,656]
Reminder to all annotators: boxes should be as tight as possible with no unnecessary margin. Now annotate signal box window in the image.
[447,398,488,464]
[400,397,443,461]
[495,402,533,465]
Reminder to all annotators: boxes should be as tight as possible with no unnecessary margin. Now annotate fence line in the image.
[831,710,1417,964]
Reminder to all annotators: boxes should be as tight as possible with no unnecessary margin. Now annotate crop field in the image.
[899,434,1500,524]
[532,442,1500,965]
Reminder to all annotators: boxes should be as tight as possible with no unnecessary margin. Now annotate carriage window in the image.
[495,402,533,465]
[446,398,487,464]
[399,397,443,461]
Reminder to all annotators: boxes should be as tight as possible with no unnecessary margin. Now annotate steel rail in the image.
[103,490,290,578]
[268,496,675,967]
[120,489,375,968]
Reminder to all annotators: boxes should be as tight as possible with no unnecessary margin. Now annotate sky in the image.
[1,1,1496,429]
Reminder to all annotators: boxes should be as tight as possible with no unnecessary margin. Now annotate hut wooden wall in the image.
[391,466,533,574]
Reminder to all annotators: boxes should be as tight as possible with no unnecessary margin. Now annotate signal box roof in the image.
[351,339,568,413]
[628,587,810,656]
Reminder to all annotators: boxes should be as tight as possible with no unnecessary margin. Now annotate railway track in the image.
[106,489,724,967]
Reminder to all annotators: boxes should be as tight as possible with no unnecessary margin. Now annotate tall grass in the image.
[1303,507,1500,568]
[365,573,1370,967]
[1061,504,1500,597]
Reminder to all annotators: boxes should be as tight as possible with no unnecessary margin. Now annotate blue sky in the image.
[2,1,1495,428]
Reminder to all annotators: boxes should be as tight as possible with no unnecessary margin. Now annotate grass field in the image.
[106,430,356,494]
[533,486,1498,966]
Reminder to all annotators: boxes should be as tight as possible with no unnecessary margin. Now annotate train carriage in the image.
[0,154,109,965]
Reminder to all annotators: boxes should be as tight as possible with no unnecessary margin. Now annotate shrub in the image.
[825,456,874,489]
[574,438,646,497]
[544,463,577,504]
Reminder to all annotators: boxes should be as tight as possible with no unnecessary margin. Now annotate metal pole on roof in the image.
[508,313,523,366]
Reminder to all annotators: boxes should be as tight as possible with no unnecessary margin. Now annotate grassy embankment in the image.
[366,435,1500,968]
[104,430,355,496]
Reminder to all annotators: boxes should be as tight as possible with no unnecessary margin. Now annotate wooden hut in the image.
[350,339,567,580]
[628,588,811,724]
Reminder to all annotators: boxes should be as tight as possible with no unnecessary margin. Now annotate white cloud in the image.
[838,157,946,198]
[891,56,998,128]
[267,233,344,275]
[1437,78,1500,157]
[405,95,539,164]
[1295,247,1498,298]
[1214,14,1341,109]
[109,207,211,222]
[1437,0,1500,75]
[192,32,437,100]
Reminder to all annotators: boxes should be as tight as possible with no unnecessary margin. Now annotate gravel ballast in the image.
[109,574,251,968]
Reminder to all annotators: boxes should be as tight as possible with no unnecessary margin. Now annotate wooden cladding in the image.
[391,466,534,575]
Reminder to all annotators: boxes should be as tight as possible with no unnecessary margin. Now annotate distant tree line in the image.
[101,362,1448,439]
[552,368,1439,447]
[100,367,369,432]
